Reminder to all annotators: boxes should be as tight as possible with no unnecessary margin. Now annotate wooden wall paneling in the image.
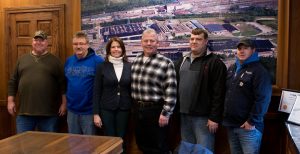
[65,0,82,58]
[274,0,290,95]
[261,96,286,154]
[275,0,300,92]
[288,0,300,90]
[0,4,7,105]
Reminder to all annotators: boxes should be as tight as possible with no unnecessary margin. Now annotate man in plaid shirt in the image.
[131,28,177,153]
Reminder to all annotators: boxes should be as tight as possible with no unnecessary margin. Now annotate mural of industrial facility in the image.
[81,0,278,83]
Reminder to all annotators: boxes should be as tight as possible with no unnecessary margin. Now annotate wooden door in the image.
[1,4,65,138]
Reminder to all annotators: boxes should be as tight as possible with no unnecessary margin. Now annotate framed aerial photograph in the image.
[81,0,278,83]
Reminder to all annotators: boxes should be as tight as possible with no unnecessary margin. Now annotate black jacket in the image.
[93,61,132,113]
[175,53,227,123]
[223,61,272,133]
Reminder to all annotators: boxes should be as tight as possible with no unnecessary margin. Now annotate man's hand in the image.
[159,115,169,127]
[207,119,218,133]
[58,102,67,116]
[7,96,16,116]
[7,101,16,116]
[58,95,67,116]
[94,114,103,128]
[240,121,255,130]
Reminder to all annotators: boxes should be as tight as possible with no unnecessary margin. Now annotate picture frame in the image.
[278,89,300,113]
[287,95,300,125]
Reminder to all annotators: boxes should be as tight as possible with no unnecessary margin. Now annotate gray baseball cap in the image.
[237,38,255,48]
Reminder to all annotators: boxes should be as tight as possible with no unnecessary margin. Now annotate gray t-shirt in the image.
[179,57,201,113]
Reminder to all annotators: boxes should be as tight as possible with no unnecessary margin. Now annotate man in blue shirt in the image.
[65,31,104,135]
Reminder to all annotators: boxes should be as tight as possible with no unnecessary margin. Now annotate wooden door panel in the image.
[16,21,30,36]
[17,46,33,58]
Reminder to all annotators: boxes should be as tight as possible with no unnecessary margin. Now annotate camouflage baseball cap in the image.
[237,38,255,48]
[33,30,47,40]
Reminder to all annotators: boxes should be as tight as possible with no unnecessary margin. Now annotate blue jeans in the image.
[180,114,215,152]
[67,111,95,135]
[16,115,59,134]
[227,127,262,154]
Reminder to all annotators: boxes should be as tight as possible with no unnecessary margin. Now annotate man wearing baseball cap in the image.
[223,38,272,154]
[7,30,66,133]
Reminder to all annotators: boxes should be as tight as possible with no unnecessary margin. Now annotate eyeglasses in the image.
[73,42,87,46]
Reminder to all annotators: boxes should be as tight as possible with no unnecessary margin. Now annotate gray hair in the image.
[142,28,158,40]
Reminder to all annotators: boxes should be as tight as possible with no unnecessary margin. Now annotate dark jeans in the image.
[101,109,130,152]
[134,104,170,154]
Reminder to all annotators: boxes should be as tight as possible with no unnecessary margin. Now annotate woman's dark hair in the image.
[105,37,128,62]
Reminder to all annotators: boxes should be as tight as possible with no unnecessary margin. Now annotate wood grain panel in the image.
[288,0,300,90]
[17,22,30,36]
[37,21,52,35]
[17,45,32,57]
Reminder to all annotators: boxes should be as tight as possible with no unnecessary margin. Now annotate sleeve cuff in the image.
[161,110,172,118]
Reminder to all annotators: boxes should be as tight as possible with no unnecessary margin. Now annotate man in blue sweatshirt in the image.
[65,31,104,135]
[223,38,272,154]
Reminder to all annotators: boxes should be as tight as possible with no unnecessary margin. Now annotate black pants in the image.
[101,109,130,152]
[134,105,170,154]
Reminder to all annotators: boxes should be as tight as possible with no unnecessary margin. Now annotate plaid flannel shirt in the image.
[131,53,177,117]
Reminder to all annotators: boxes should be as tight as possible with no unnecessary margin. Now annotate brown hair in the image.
[105,37,128,62]
[191,28,208,39]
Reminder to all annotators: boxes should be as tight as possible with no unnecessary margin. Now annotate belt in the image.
[134,100,162,108]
